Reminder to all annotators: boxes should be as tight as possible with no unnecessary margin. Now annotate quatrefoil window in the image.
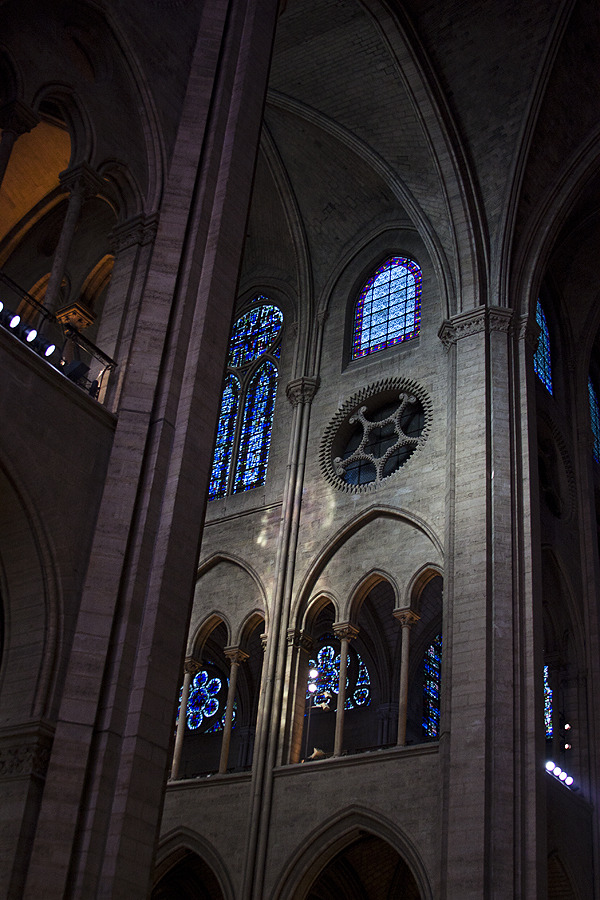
[320,379,431,492]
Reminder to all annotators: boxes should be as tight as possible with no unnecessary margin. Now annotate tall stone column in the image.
[43,163,103,315]
[438,307,541,897]
[332,623,359,757]
[0,100,39,189]
[219,648,248,774]
[393,608,420,746]
[23,1,280,897]
[280,628,314,765]
[170,658,200,781]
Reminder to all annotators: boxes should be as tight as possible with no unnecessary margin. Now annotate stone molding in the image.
[59,161,104,201]
[286,628,313,652]
[286,376,320,407]
[0,99,39,134]
[519,314,541,351]
[438,306,514,348]
[0,731,53,781]
[109,214,159,254]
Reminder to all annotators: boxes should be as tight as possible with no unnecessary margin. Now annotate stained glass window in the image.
[423,634,442,739]
[208,299,282,500]
[589,377,600,463]
[352,256,422,360]
[544,665,553,739]
[176,666,236,734]
[306,639,371,709]
[534,301,553,393]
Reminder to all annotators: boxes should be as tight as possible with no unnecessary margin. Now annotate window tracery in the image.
[306,638,371,709]
[176,665,236,734]
[352,256,422,360]
[208,300,282,499]
[534,301,553,393]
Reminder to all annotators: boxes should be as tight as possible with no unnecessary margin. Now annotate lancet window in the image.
[423,634,442,739]
[209,300,283,500]
[544,665,553,739]
[351,256,422,359]
[534,301,553,393]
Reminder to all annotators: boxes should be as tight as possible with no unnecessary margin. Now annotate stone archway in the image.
[151,849,226,900]
[305,833,421,900]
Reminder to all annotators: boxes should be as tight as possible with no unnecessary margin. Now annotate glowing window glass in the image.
[352,257,422,360]
[423,634,442,738]
[208,301,282,500]
[544,665,553,739]
[589,377,600,463]
[176,666,236,735]
[534,301,553,393]
[306,639,371,709]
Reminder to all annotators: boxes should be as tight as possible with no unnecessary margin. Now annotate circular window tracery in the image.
[321,378,431,491]
[320,378,431,492]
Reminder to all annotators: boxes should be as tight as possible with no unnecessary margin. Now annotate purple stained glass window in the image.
[208,301,282,500]
[352,257,422,360]
[423,634,442,738]
[534,301,553,393]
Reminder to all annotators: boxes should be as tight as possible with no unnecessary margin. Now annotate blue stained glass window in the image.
[423,634,442,738]
[352,257,422,359]
[589,377,600,463]
[534,301,553,393]
[208,300,282,500]
[176,666,236,734]
[306,640,371,709]
[233,361,277,493]
[544,665,553,739]
[209,375,240,500]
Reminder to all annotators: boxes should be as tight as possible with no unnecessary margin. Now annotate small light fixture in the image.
[308,683,317,694]
[564,722,571,730]
[309,668,319,680]
[23,326,37,343]
[9,313,20,329]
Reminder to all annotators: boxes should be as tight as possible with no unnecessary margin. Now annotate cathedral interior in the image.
[1,0,599,897]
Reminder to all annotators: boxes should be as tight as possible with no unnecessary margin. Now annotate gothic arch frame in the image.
[154,826,235,900]
[271,805,432,900]
[195,551,270,638]
[347,568,400,624]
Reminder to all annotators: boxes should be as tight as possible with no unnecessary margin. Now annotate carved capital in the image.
[184,657,201,676]
[332,622,359,643]
[260,632,268,653]
[0,100,39,135]
[0,742,51,780]
[393,608,420,628]
[439,307,513,348]
[109,214,159,254]
[286,628,313,652]
[59,162,104,201]
[224,646,249,666]
[286,376,320,407]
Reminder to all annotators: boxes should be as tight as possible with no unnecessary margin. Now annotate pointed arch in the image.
[154,828,234,900]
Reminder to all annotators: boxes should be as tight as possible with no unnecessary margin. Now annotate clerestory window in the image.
[176,663,236,734]
[209,299,282,500]
[534,300,553,393]
[423,633,442,739]
[306,637,371,709]
[589,376,600,463]
[351,256,422,360]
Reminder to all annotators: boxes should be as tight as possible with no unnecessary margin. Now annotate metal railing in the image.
[0,271,117,400]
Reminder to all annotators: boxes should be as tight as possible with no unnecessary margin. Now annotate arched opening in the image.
[176,615,265,778]
[305,833,422,900]
[151,849,226,900]
[406,574,443,744]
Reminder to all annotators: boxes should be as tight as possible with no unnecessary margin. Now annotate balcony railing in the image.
[0,271,116,400]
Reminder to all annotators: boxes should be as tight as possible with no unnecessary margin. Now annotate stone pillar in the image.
[0,100,39,189]
[332,623,359,757]
[393,608,420,746]
[94,215,159,407]
[280,628,314,765]
[170,657,200,781]
[219,647,248,774]
[23,1,281,896]
[43,163,103,315]
[438,307,541,897]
